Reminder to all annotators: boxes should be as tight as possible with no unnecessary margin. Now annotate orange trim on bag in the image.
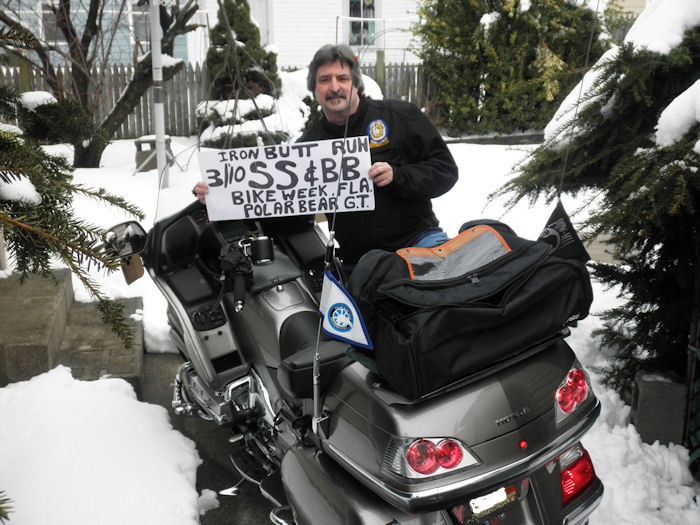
[396,225,512,280]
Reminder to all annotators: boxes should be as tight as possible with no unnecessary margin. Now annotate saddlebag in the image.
[346,220,593,399]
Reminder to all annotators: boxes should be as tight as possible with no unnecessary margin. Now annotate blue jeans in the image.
[343,228,450,280]
[412,229,450,248]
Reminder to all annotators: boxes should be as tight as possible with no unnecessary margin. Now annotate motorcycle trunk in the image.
[135,202,602,525]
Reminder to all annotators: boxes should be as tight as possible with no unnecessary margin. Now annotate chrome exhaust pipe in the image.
[171,362,198,416]
[269,505,296,525]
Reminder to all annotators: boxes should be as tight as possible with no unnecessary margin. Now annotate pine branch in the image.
[50,181,146,220]
[0,490,13,524]
[0,212,122,273]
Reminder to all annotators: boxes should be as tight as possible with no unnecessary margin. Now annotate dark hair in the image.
[306,44,365,95]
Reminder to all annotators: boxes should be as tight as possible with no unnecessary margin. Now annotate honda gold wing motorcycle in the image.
[108,199,603,525]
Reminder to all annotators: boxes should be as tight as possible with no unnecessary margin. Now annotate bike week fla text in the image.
[199,137,375,221]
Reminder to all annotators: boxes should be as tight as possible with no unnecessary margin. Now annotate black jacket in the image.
[300,96,458,263]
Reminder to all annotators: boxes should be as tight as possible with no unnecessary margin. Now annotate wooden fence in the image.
[0,62,430,140]
[360,62,432,107]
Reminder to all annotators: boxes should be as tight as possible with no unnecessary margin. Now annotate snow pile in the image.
[0,366,203,525]
[0,174,42,205]
[655,79,700,150]
[624,0,700,54]
[19,91,56,111]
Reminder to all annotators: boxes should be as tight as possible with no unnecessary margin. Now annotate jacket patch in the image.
[367,119,389,148]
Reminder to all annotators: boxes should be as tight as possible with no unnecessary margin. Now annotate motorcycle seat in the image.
[277,339,352,399]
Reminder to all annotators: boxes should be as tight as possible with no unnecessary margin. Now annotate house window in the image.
[41,10,62,43]
[349,0,376,47]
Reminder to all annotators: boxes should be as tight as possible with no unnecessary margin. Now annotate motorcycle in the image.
[108,199,603,525]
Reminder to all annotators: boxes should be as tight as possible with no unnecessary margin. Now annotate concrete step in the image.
[0,269,72,386]
[56,296,144,396]
[0,269,144,394]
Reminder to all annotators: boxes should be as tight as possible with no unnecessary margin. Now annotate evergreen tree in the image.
[0,28,144,349]
[0,490,10,524]
[480,0,606,132]
[413,0,607,135]
[413,0,487,134]
[495,27,700,394]
[205,0,280,100]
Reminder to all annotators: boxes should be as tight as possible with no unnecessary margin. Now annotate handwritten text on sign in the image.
[199,137,375,221]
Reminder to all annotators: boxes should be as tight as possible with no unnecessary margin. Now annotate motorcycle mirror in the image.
[106,221,147,257]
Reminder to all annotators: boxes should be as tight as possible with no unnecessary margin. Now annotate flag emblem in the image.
[328,303,353,332]
[319,271,373,349]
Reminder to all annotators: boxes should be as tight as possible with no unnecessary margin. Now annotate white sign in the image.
[199,137,375,221]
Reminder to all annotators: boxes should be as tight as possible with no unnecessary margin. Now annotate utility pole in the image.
[149,0,169,188]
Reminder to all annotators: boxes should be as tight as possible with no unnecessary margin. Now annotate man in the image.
[194,43,458,267]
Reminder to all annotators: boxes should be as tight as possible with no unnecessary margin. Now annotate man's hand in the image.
[368,162,394,187]
[193,182,209,204]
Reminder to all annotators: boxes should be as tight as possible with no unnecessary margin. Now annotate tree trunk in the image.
[70,0,199,168]
[72,59,184,168]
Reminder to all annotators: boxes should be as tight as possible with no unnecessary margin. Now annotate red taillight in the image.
[436,439,463,468]
[406,439,466,474]
[406,439,439,474]
[561,448,596,505]
[556,368,589,414]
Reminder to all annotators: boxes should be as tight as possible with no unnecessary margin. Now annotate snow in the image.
[624,0,700,54]
[160,54,185,68]
[544,47,618,147]
[0,174,42,205]
[2,3,700,523]
[0,366,205,525]
[18,90,56,111]
[655,79,700,148]
[0,122,22,135]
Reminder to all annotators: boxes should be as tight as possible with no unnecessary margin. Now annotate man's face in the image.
[313,60,359,122]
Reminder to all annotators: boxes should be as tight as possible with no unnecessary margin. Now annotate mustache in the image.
[325,90,347,100]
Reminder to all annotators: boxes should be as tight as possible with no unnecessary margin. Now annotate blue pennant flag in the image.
[318,271,373,349]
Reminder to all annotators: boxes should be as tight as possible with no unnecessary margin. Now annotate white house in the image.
[189,0,651,68]
[190,0,422,68]
[6,0,649,69]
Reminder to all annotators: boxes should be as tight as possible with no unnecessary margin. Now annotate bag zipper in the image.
[380,241,545,293]
[378,243,552,308]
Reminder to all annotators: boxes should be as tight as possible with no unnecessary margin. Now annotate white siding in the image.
[620,0,647,15]
[376,0,420,64]
[265,0,421,68]
[192,0,421,68]
[270,0,345,68]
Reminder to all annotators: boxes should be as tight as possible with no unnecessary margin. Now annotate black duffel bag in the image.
[346,219,593,399]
